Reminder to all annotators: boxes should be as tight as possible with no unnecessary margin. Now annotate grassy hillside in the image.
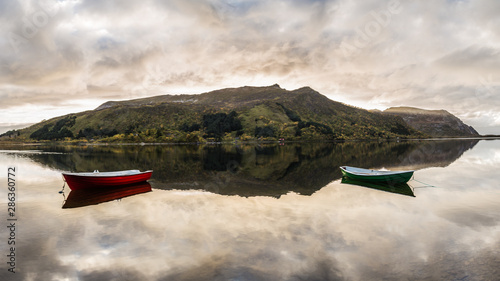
[4,85,427,143]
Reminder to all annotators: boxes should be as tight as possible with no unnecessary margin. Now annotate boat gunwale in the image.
[340,166,414,177]
[62,170,153,178]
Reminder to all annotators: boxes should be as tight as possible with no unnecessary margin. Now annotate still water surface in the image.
[0,139,499,280]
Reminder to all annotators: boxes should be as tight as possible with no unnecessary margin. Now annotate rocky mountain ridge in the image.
[383,107,479,137]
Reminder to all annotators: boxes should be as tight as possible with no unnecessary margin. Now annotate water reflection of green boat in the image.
[341,177,415,197]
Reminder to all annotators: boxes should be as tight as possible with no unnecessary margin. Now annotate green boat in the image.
[340,166,414,184]
[341,176,415,197]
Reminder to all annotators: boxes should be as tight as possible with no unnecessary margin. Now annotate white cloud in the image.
[1,0,500,134]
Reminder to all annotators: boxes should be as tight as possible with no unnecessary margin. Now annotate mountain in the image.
[383,107,479,137]
[4,85,430,142]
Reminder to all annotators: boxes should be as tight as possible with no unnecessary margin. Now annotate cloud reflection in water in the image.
[0,141,498,280]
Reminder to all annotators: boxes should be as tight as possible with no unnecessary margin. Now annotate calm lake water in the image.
[1,139,499,280]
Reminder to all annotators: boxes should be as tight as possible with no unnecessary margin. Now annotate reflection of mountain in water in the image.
[24,139,478,197]
[387,139,479,170]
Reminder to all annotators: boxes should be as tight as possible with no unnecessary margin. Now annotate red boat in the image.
[62,170,153,190]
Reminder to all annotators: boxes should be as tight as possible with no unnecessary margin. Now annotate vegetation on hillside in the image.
[202,111,243,140]
[29,116,76,140]
[1,85,430,143]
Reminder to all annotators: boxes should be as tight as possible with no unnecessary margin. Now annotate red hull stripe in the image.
[63,171,153,190]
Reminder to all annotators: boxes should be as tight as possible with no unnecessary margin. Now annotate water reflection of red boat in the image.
[62,170,153,190]
[62,182,152,208]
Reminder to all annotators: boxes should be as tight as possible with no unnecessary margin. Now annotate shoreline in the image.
[1,136,499,147]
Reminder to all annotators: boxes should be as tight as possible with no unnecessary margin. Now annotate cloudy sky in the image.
[1,0,499,134]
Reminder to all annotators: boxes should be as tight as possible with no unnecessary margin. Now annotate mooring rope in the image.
[409,174,436,188]
[59,180,67,207]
